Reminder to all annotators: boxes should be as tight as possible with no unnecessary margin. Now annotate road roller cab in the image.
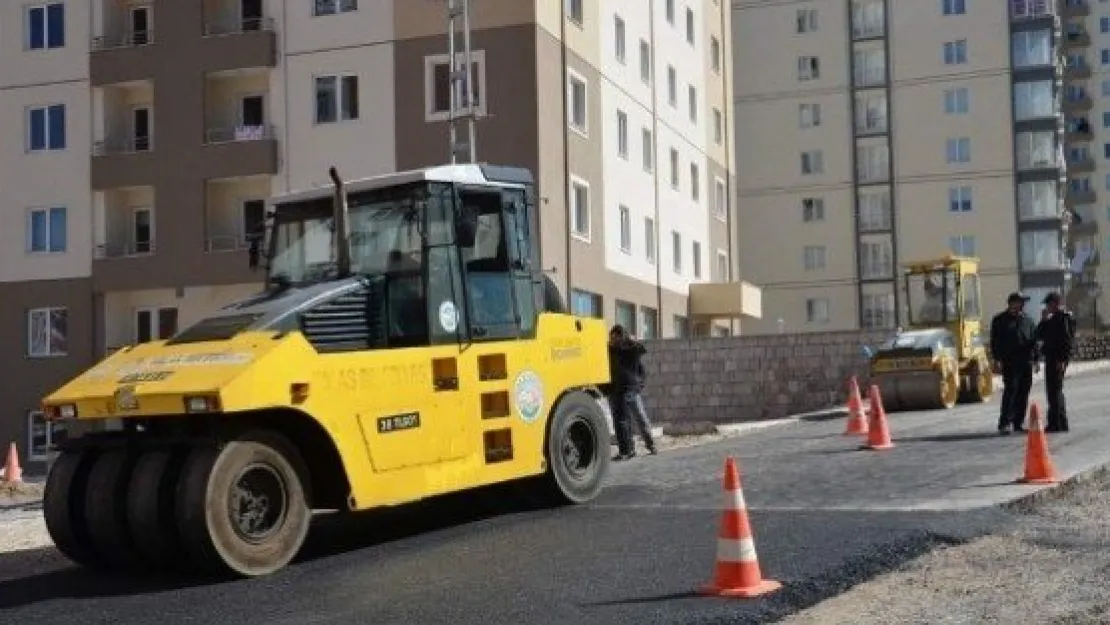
[868,255,994,412]
[38,164,613,579]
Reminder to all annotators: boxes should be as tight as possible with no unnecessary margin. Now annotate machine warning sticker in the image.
[117,371,173,384]
[377,411,421,434]
[513,370,545,424]
[438,301,459,333]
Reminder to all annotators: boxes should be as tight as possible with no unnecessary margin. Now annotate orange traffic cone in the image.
[861,385,894,450]
[1017,402,1058,485]
[843,376,869,436]
[699,457,781,599]
[2,442,22,484]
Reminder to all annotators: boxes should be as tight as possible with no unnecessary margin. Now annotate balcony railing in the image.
[91,29,154,51]
[1011,0,1055,20]
[95,241,155,259]
[853,66,885,88]
[204,124,275,145]
[205,235,249,253]
[857,166,889,184]
[203,16,275,37]
[858,214,892,232]
[855,114,887,135]
[93,136,153,156]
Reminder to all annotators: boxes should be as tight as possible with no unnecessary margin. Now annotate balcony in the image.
[850,1,885,40]
[93,188,156,261]
[91,82,157,189]
[201,0,276,72]
[1066,120,1093,142]
[1067,156,1095,172]
[688,281,763,321]
[1063,94,1093,112]
[1064,63,1091,80]
[1063,29,1091,48]
[1069,206,1099,232]
[204,177,270,254]
[90,1,157,86]
[1011,0,1056,21]
[1061,0,1090,18]
[1066,188,1096,206]
[202,70,278,177]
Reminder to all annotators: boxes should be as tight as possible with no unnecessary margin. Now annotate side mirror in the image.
[455,205,478,248]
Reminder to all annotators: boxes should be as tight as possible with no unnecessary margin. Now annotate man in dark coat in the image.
[1036,292,1076,433]
[604,324,657,460]
[989,291,1040,435]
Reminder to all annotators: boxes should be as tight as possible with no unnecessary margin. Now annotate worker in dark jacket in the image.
[605,325,657,460]
[989,292,1040,435]
[1036,292,1076,433]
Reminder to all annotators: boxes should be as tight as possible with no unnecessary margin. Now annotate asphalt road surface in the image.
[2,370,1109,625]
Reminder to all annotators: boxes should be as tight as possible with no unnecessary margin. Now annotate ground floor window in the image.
[27,410,66,461]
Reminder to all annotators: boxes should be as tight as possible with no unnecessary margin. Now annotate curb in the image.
[1000,461,1110,514]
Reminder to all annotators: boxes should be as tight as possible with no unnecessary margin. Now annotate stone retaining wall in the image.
[638,331,1110,427]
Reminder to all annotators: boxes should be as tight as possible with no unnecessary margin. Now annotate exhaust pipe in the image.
[328,166,352,278]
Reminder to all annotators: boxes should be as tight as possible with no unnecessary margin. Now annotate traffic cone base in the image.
[700,579,782,598]
[861,385,895,450]
[1017,476,1059,485]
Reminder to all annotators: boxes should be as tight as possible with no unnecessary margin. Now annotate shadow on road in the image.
[0,481,551,609]
[894,432,1004,444]
[581,590,700,607]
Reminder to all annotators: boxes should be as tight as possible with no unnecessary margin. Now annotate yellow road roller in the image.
[869,255,994,412]
[39,164,612,578]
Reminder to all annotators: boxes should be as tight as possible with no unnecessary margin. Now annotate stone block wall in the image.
[638,331,1110,427]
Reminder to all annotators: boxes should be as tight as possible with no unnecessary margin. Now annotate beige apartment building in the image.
[733,0,1086,334]
[0,0,748,466]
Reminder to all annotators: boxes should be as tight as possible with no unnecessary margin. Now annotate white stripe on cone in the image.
[717,537,758,562]
[722,488,746,511]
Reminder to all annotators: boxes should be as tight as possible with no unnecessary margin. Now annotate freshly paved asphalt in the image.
[2,370,1109,624]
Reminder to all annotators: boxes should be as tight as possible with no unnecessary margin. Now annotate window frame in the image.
[569,175,591,242]
[946,137,972,163]
[567,67,589,136]
[616,109,629,159]
[314,73,360,125]
[690,162,700,201]
[806,298,830,323]
[644,217,656,264]
[618,204,632,253]
[26,206,67,254]
[671,230,682,273]
[802,197,825,222]
[714,177,727,221]
[423,51,487,123]
[710,36,721,73]
[26,2,66,50]
[642,127,654,172]
[26,103,66,152]
[716,250,729,282]
[312,0,358,17]
[713,108,723,144]
[943,87,969,114]
[614,14,626,62]
[27,306,68,358]
[948,186,973,212]
[692,240,702,279]
[943,39,968,65]
[803,245,827,271]
[640,39,652,84]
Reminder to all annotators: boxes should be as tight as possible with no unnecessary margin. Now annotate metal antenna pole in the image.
[447,0,478,163]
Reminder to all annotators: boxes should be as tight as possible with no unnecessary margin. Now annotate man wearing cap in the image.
[989,292,1040,434]
[1036,292,1076,433]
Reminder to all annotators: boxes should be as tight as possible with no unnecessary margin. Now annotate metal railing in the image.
[91,29,153,51]
[203,16,275,37]
[204,124,275,145]
[93,136,153,156]
[94,242,155,259]
[205,235,249,253]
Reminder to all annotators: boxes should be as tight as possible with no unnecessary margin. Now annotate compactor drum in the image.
[868,256,994,413]
[40,164,613,578]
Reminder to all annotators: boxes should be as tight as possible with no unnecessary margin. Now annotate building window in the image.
[796,8,818,33]
[714,178,727,220]
[568,70,588,134]
[713,108,723,144]
[685,9,695,44]
[946,137,971,163]
[27,410,65,462]
[690,163,700,201]
[570,176,590,240]
[801,150,824,174]
[716,251,729,281]
[315,75,359,124]
[566,0,583,25]
[27,307,67,357]
[710,37,721,73]
[665,0,675,24]
[944,87,969,114]
[1018,181,1059,220]
[1013,80,1054,120]
[799,103,821,128]
[862,293,896,329]
[27,207,67,253]
[645,217,656,264]
[1012,30,1052,68]
[943,40,968,65]
[27,104,66,151]
[948,235,976,256]
[860,241,893,279]
[806,298,830,323]
[670,148,680,188]
[673,315,689,338]
[803,245,827,271]
[1103,16,1110,33]
[640,307,659,339]
[802,197,824,221]
[614,15,626,62]
[615,300,638,335]
[688,85,698,123]
[671,231,682,273]
[1020,230,1062,269]
[798,56,820,80]
[642,128,653,171]
[859,189,892,231]
[135,307,179,343]
[571,289,603,317]
[616,109,629,159]
[1010,0,1053,19]
[313,0,357,16]
[942,0,966,15]
[948,186,973,212]
[640,39,651,84]
[619,205,632,253]
[857,143,890,183]
[692,241,702,279]
[667,66,677,106]
[1016,130,1056,169]
[27,3,65,50]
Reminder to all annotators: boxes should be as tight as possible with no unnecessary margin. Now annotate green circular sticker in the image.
[513,370,545,424]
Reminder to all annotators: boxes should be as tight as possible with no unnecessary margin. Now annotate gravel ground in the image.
[780,469,1110,625]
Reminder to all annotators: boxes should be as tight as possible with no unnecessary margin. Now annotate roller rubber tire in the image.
[175,430,312,578]
[84,449,146,570]
[43,449,104,568]
[538,391,610,506]
[127,449,190,571]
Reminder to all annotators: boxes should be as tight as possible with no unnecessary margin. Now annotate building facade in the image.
[732,0,1079,334]
[0,0,742,466]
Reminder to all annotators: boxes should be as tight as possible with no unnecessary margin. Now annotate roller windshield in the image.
[906,269,958,326]
[267,186,425,287]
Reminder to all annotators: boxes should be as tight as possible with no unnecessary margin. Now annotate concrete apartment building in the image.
[0,0,745,465]
[732,0,1087,334]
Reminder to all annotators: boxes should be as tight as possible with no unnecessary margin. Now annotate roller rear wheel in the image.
[43,449,104,568]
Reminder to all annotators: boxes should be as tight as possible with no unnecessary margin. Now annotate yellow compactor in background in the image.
[868,255,995,412]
